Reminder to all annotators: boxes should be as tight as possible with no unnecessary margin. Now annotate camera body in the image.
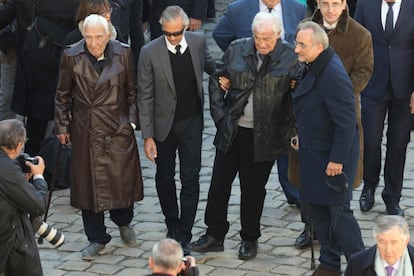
[16,153,39,173]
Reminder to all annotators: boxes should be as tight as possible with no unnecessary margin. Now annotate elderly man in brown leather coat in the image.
[54,14,143,260]
[293,0,373,250]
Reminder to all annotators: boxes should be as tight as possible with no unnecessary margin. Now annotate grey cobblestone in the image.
[36,1,414,275]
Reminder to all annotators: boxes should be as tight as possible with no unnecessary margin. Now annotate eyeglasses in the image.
[294,41,312,49]
[162,28,185,37]
[319,1,343,10]
[99,7,113,16]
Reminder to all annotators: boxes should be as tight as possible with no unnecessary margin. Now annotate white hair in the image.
[81,14,109,35]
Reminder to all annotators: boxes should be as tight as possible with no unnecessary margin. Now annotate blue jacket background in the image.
[355,0,414,99]
[212,0,306,51]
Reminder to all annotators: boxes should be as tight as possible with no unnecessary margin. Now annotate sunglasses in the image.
[163,28,185,37]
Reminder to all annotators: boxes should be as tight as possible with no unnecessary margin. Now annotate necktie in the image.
[384,1,395,42]
[175,44,181,56]
[268,7,273,13]
[386,266,393,276]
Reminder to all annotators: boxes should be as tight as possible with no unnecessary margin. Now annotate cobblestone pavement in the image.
[38,1,414,275]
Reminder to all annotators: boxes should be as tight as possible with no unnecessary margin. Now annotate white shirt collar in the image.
[165,34,188,54]
[322,18,338,30]
[259,0,282,12]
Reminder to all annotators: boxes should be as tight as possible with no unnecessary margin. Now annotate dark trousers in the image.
[308,201,364,272]
[276,154,299,204]
[25,117,48,155]
[155,115,202,244]
[82,205,133,244]
[361,89,413,204]
[205,127,274,241]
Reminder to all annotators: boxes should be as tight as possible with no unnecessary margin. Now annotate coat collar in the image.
[67,40,126,85]
[291,47,334,99]
[311,6,350,34]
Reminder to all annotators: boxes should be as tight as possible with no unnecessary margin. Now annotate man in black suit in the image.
[345,215,414,276]
[355,0,414,217]
[138,5,215,254]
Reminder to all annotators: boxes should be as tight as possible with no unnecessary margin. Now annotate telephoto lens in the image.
[32,217,65,248]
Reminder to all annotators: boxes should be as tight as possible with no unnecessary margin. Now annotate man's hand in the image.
[188,18,202,31]
[144,138,157,162]
[26,156,45,176]
[219,76,230,92]
[56,133,70,145]
[325,161,343,176]
[410,91,414,114]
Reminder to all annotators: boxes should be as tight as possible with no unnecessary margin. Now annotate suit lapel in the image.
[291,74,316,99]
[393,0,410,37]
[157,39,176,96]
[186,34,202,98]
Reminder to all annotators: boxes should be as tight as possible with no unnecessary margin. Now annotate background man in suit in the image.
[293,0,373,250]
[355,0,414,217]
[291,21,364,275]
[213,0,306,51]
[345,215,414,276]
[211,0,306,209]
[148,0,207,40]
[189,12,297,261]
[137,5,215,255]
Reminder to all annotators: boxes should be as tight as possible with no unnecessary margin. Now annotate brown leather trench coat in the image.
[54,39,143,212]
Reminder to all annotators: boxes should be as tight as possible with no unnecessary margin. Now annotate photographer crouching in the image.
[0,119,47,276]
[148,238,199,276]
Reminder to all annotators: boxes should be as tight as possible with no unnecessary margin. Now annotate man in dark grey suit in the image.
[137,5,215,254]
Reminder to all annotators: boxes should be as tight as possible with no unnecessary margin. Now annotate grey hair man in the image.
[147,238,199,276]
[55,13,143,260]
[0,119,47,275]
[138,5,215,255]
[189,11,297,260]
[345,215,414,276]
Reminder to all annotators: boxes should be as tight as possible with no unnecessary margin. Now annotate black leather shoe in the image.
[294,226,312,249]
[386,203,404,216]
[238,240,258,260]
[359,187,375,212]
[188,234,224,253]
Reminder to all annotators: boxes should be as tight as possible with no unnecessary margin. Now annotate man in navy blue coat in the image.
[212,0,306,209]
[291,21,364,275]
[355,0,414,217]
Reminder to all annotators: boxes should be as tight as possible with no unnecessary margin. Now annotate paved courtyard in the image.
[38,1,414,275]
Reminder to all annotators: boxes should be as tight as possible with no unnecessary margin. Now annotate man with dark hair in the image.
[0,119,48,275]
[137,5,215,255]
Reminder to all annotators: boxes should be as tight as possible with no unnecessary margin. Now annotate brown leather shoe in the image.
[311,265,341,276]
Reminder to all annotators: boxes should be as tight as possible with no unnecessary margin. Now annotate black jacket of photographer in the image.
[209,37,297,162]
[0,149,48,275]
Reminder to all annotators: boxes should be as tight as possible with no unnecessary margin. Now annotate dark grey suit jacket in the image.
[137,31,215,141]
